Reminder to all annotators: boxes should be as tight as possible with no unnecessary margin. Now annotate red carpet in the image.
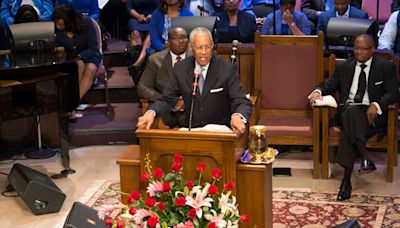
[87,181,400,228]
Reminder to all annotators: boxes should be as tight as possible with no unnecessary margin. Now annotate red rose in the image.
[140,171,150,181]
[153,168,164,178]
[158,202,166,211]
[211,168,222,179]
[240,214,249,222]
[175,196,186,207]
[127,196,135,204]
[117,220,125,228]
[105,217,113,226]
[185,181,194,190]
[188,208,197,218]
[129,207,137,215]
[147,216,159,227]
[162,181,171,192]
[172,162,181,173]
[224,182,235,190]
[208,185,218,196]
[174,153,183,163]
[208,222,217,228]
[129,191,141,200]
[145,197,156,207]
[197,163,206,173]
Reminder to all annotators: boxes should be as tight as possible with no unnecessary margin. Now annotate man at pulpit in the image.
[137,26,252,136]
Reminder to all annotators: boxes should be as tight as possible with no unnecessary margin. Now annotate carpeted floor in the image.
[87,181,400,228]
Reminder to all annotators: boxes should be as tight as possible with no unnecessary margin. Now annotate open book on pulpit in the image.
[179,124,233,133]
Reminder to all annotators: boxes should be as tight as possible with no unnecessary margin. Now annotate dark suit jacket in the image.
[317,56,399,125]
[150,54,252,128]
[316,6,368,35]
[138,49,174,101]
[392,0,399,13]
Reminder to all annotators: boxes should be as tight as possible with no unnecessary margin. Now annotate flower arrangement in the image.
[99,153,249,228]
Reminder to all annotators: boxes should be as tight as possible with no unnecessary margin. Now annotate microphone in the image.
[191,66,202,96]
[189,66,202,130]
[230,40,238,64]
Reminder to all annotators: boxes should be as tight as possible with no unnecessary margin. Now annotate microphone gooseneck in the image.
[230,40,238,64]
[189,66,202,130]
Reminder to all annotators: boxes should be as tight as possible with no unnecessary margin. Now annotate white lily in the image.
[185,184,213,218]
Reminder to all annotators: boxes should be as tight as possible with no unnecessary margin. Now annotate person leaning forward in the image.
[309,34,400,201]
[137,27,252,136]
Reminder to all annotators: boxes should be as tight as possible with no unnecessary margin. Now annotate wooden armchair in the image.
[321,54,399,182]
[251,32,324,179]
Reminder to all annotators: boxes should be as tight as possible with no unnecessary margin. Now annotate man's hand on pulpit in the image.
[231,114,246,137]
[137,111,155,129]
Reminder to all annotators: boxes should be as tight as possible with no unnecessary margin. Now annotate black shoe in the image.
[337,180,352,201]
[358,159,376,175]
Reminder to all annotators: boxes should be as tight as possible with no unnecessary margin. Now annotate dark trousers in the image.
[336,105,387,169]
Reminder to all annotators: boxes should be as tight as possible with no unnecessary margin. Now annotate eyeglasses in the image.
[192,45,213,51]
[354,46,374,51]
[169,36,188,41]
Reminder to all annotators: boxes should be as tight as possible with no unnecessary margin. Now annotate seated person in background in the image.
[301,0,362,34]
[316,0,368,36]
[138,27,190,128]
[213,0,257,43]
[261,0,311,35]
[240,0,280,18]
[309,34,400,201]
[149,0,193,52]
[378,3,400,56]
[137,27,252,135]
[55,0,99,20]
[185,0,214,16]
[53,4,102,100]
[126,0,158,84]
[0,0,53,26]
[0,0,53,49]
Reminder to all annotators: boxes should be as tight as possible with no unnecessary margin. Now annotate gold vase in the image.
[249,125,268,163]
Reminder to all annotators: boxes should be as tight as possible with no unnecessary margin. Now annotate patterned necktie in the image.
[198,67,205,94]
[354,64,367,103]
[176,55,181,62]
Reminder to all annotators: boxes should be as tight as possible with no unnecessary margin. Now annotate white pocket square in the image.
[210,88,223,93]
[374,81,383,85]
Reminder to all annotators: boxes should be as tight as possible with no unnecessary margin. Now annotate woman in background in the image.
[213,0,257,43]
[261,0,310,35]
[149,0,192,52]
[55,0,99,20]
[126,0,158,82]
[53,4,102,100]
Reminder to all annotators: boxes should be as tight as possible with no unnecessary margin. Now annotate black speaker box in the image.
[64,202,108,228]
[7,163,66,215]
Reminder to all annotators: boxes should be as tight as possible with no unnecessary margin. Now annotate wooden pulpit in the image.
[135,129,273,227]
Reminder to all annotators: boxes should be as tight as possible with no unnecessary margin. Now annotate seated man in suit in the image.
[137,27,252,136]
[309,34,400,201]
[316,0,368,37]
[137,27,190,128]
[301,0,362,34]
